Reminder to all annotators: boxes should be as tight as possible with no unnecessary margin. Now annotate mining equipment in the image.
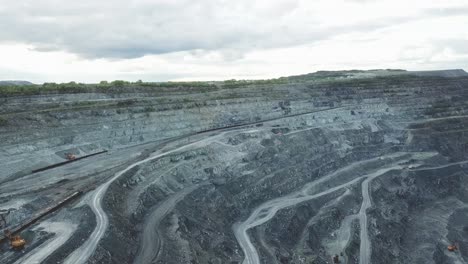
[4,230,26,250]
[65,153,76,160]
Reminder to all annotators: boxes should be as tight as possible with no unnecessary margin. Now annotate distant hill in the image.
[405,69,468,77]
[0,80,34,86]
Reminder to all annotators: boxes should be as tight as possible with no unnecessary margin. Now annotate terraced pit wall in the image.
[1,69,468,264]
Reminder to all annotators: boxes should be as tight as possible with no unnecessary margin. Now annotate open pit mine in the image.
[0,69,468,264]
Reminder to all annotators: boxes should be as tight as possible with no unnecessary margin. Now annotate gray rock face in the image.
[0,69,468,264]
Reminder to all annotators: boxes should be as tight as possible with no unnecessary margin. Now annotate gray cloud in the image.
[0,1,467,59]
[0,0,301,58]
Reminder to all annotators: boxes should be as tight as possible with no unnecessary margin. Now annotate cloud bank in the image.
[0,0,467,82]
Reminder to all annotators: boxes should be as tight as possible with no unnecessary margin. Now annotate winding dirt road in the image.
[234,153,434,264]
[13,107,347,264]
[358,166,402,264]
[133,184,203,264]
[64,136,221,264]
[14,222,77,264]
[234,170,365,264]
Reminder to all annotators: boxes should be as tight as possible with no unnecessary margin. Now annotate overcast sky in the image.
[0,0,467,83]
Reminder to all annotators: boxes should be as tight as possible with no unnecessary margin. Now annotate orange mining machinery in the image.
[448,244,458,252]
[1,210,26,250]
[4,230,26,250]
